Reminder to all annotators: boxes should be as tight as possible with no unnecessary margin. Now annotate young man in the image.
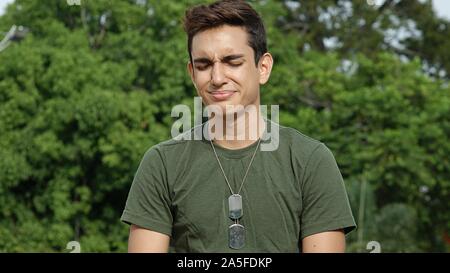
[121,0,356,253]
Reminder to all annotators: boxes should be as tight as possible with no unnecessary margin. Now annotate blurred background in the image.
[0,0,449,252]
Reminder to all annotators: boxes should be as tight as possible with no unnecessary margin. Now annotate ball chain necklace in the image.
[210,137,261,250]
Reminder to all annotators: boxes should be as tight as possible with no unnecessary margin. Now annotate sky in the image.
[0,0,450,22]
[433,0,450,19]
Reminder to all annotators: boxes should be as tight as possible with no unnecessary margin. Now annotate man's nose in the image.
[211,62,226,87]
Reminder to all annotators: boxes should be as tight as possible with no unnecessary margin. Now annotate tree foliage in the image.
[0,0,448,252]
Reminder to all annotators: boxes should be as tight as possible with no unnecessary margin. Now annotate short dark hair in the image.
[183,0,267,66]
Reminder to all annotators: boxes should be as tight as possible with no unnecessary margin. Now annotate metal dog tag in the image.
[229,223,245,249]
[228,194,243,219]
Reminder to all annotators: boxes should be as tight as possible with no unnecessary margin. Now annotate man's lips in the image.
[208,90,236,101]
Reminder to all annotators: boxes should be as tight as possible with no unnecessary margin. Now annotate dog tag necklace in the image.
[210,138,261,250]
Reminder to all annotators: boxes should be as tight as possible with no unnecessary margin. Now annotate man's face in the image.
[188,25,268,113]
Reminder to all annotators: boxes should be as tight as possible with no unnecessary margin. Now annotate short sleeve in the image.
[120,146,173,237]
[300,143,356,239]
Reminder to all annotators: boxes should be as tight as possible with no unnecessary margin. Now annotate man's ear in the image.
[258,53,274,85]
[187,61,197,90]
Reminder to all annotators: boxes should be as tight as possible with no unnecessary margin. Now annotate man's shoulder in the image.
[145,123,207,157]
[271,122,337,167]
[276,123,337,171]
[277,122,324,151]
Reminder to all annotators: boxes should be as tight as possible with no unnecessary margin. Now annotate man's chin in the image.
[204,102,260,119]
[204,103,231,118]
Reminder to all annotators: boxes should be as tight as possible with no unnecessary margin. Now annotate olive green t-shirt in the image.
[120,120,356,252]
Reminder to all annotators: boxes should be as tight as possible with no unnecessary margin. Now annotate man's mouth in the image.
[208,90,236,101]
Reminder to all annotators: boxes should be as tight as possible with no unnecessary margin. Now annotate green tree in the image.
[275,0,450,79]
[0,0,448,252]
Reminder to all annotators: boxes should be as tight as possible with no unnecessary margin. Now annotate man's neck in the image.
[208,108,265,150]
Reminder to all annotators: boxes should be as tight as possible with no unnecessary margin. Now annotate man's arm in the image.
[127,224,170,253]
[301,229,346,253]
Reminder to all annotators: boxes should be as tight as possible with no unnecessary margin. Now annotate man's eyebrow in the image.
[193,54,245,64]
[222,54,245,62]
[193,57,212,64]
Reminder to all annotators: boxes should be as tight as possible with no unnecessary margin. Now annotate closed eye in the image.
[193,57,212,71]
[228,62,243,67]
[195,64,210,71]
